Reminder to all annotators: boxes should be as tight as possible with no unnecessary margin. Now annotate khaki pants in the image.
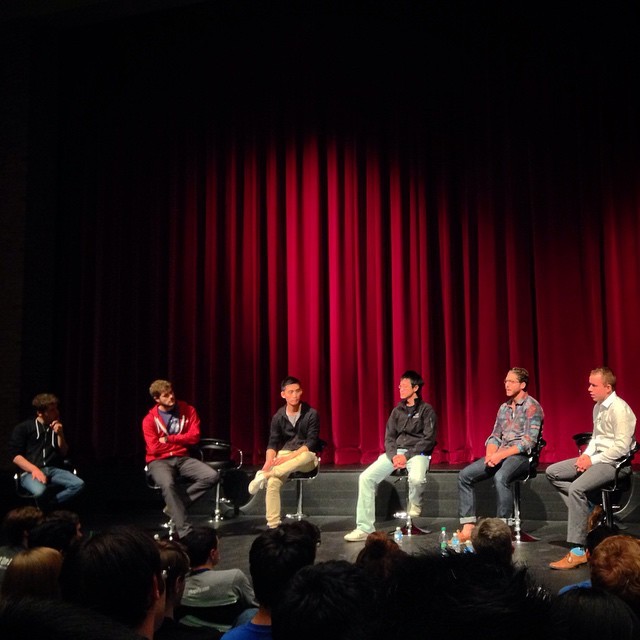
[265,450,318,528]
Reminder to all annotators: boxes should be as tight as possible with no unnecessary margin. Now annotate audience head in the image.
[470,517,513,566]
[156,539,190,606]
[1,506,43,547]
[590,535,640,616]
[551,587,640,640]
[60,525,165,636]
[382,551,551,640]
[272,561,378,640]
[0,598,143,640]
[29,512,81,554]
[355,531,406,581]
[280,520,321,547]
[249,525,317,609]
[0,547,63,600]
[586,524,617,556]
[182,526,219,567]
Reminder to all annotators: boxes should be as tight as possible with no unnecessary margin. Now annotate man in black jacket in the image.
[248,376,320,529]
[345,370,437,541]
[9,393,84,507]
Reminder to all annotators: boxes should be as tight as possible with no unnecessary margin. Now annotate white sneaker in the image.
[408,503,421,517]
[248,471,266,495]
[344,528,369,542]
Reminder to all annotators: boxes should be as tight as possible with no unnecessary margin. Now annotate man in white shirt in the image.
[546,367,636,569]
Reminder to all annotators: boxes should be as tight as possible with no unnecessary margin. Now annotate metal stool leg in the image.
[391,475,431,536]
[285,480,305,520]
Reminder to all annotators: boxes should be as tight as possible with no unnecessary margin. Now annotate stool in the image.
[511,436,546,543]
[144,465,177,539]
[14,472,40,507]
[14,461,79,509]
[199,438,243,523]
[572,434,637,530]
[285,459,320,521]
[390,464,431,536]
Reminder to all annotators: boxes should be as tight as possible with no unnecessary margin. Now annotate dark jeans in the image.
[458,454,530,524]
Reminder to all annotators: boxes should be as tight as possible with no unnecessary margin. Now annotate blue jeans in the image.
[458,455,530,524]
[356,450,430,533]
[19,466,85,504]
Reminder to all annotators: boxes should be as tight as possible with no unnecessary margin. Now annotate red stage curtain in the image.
[48,11,640,468]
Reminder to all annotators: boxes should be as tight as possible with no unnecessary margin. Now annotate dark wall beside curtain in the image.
[23,3,640,468]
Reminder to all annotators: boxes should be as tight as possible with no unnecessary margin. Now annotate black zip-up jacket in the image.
[384,398,437,460]
[9,419,64,468]
[267,402,320,453]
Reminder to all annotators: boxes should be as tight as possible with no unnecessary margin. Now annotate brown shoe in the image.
[587,505,604,531]
[549,550,588,570]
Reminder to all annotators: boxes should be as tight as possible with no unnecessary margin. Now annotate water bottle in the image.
[451,531,461,553]
[439,526,447,554]
[463,539,474,554]
[393,526,403,545]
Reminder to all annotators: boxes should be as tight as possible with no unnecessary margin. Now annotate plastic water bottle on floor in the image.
[394,526,403,545]
[439,526,447,555]
[451,531,461,553]
[464,539,474,554]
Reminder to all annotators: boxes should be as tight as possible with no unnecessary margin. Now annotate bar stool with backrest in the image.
[510,431,546,543]
[199,438,243,523]
[572,432,637,529]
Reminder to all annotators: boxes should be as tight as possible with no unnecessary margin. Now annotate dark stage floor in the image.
[81,507,639,596]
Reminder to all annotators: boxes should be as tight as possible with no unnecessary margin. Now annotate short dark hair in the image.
[249,526,317,608]
[182,527,218,567]
[586,524,617,555]
[272,561,378,640]
[400,370,424,392]
[355,531,406,581]
[0,598,143,640]
[510,368,529,388]
[32,393,59,414]
[28,518,78,554]
[2,507,43,547]
[551,587,640,639]
[470,518,513,566]
[60,525,162,630]
[280,376,301,391]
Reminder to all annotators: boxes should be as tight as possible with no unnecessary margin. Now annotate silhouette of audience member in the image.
[0,547,63,600]
[156,539,220,640]
[60,525,166,640]
[551,587,640,640]
[589,535,640,618]
[381,551,552,640]
[28,510,82,554]
[355,531,406,582]
[0,598,143,639]
[180,526,257,630]
[470,517,513,567]
[223,524,318,640]
[0,506,43,587]
[272,561,379,640]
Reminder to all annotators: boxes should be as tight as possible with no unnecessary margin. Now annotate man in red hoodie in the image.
[142,380,218,538]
